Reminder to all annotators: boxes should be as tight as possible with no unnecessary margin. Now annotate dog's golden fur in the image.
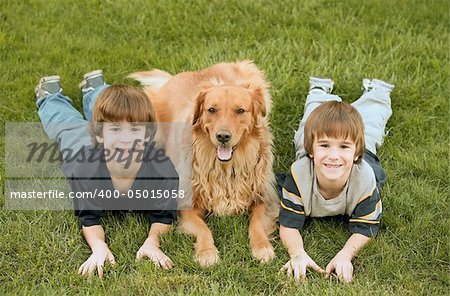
[129,61,279,267]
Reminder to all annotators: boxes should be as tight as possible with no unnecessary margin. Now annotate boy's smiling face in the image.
[96,122,148,164]
[311,136,358,191]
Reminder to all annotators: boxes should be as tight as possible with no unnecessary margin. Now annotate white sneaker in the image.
[362,78,395,93]
[35,75,62,98]
[35,75,67,108]
[79,70,105,95]
[309,76,334,94]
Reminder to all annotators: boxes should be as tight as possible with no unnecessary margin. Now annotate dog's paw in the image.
[195,247,220,268]
[252,244,275,263]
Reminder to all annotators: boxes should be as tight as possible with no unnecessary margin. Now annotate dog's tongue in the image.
[217,146,232,161]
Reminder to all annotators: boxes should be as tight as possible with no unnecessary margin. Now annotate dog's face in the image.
[193,85,266,162]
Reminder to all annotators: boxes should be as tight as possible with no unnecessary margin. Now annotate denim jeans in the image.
[37,84,109,152]
[293,88,393,158]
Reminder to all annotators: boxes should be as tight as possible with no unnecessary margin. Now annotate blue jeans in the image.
[293,88,393,158]
[37,85,109,152]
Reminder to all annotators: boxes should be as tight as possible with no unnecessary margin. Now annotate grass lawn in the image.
[1,0,448,294]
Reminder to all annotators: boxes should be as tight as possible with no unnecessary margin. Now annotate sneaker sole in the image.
[79,70,104,89]
[309,76,334,93]
[39,75,60,84]
[83,70,103,80]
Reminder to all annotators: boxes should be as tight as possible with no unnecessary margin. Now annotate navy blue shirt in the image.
[62,143,179,227]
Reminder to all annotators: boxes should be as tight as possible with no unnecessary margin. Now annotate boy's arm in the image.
[325,233,370,283]
[280,225,304,257]
[338,233,371,260]
[143,222,171,249]
[71,176,115,278]
[135,166,178,269]
[325,188,383,282]
[78,225,115,278]
[325,184,382,283]
[324,186,382,282]
[82,224,107,250]
[280,225,325,282]
[136,222,173,269]
[325,186,382,283]
[279,167,324,281]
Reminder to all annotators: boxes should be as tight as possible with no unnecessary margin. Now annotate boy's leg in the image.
[79,70,108,121]
[36,76,91,153]
[351,79,394,155]
[293,77,342,159]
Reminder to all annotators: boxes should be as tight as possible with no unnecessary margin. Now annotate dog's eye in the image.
[237,108,245,114]
[208,107,216,114]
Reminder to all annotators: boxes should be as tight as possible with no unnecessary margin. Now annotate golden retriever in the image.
[129,61,279,267]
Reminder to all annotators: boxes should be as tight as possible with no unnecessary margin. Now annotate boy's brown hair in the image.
[304,100,365,164]
[90,85,156,143]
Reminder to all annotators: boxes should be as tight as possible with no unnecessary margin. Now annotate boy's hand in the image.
[280,250,325,282]
[78,244,116,278]
[136,238,174,270]
[325,250,353,283]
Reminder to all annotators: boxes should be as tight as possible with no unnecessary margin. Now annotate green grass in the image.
[1,0,448,294]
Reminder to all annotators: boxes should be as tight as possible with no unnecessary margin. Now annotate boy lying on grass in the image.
[279,76,394,283]
[35,71,179,277]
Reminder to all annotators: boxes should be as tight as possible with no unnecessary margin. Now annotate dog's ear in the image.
[249,85,267,118]
[192,90,207,125]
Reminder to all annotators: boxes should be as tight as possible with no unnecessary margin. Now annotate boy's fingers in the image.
[97,264,104,278]
[336,265,345,282]
[341,267,348,282]
[279,262,289,272]
[88,263,97,276]
[343,266,353,283]
[325,263,333,278]
[81,262,91,276]
[78,263,85,274]
[286,264,293,277]
[310,262,325,274]
[347,273,353,283]
[89,263,97,276]
[81,264,89,276]
[161,259,170,270]
[293,265,300,281]
[79,258,93,275]
[157,256,170,269]
[108,252,116,265]
[167,259,174,269]
[162,257,174,269]
[153,257,161,268]
[136,250,144,261]
[343,273,351,283]
[295,265,306,282]
[160,260,168,269]
[147,253,159,267]
[165,256,174,269]
[301,265,307,281]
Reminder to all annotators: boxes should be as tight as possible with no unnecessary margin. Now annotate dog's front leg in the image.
[179,209,219,267]
[249,203,276,263]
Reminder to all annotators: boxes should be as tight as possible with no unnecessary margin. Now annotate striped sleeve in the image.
[279,167,306,230]
[349,187,382,237]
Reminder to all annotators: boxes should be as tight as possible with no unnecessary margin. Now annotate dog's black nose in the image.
[216,130,232,143]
